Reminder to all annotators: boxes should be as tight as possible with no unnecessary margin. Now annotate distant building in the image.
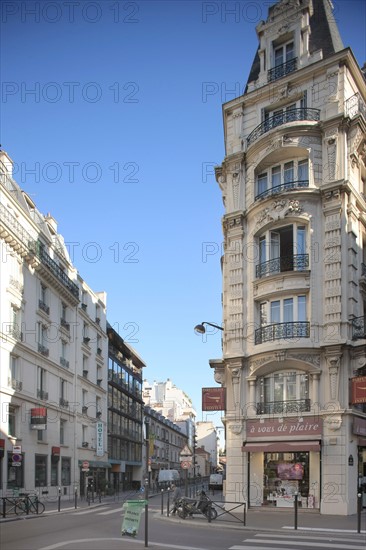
[0,150,108,497]
[196,421,219,473]
[107,324,146,492]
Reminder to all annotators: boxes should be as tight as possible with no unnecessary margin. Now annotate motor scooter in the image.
[177,490,217,520]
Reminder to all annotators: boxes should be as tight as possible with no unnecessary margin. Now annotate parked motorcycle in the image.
[177,490,218,521]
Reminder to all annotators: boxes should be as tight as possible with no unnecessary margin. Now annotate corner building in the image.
[212,0,366,515]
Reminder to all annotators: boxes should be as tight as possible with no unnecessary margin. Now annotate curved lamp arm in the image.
[194,321,224,334]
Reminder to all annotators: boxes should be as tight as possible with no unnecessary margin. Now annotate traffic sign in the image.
[180,445,192,458]
[82,460,89,471]
[180,461,191,469]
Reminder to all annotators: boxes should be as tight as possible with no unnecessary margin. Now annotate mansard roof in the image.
[246,0,344,90]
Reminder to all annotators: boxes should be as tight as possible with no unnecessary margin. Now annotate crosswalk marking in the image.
[253,534,365,543]
[229,539,364,550]
[283,526,366,534]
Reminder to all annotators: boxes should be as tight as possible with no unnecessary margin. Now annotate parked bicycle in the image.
[15,493,45,515]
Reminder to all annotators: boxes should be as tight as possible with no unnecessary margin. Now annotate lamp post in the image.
[194,322,224,334]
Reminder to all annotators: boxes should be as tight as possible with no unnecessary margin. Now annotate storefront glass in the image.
[263,452,310,507]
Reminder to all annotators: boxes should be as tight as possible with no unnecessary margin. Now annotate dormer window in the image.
[268,39,297,82]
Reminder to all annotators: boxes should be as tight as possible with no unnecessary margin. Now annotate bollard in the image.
[161,489,164,515]
[2,498,5,518]
[167,488,170,517]
[294,492,298,530]
[208,500,212,524]
[357,493,362,534]
[74,486,78,509]
[58,487,61,512]
[144,478,149,548]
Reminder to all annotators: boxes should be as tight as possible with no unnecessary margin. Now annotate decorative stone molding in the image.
[287,353,321,368]
[255,199,307,231]
[324,414,342,431]
[326,353,341,403]
[228,422,243,435]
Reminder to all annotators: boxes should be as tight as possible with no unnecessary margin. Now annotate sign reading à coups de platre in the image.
[121,500,146,537]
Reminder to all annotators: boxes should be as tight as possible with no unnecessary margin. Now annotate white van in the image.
[209,473,223,490]
[158,469,180,487]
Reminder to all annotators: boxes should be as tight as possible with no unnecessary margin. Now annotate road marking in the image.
[97,508,123,515]
[237,539,363,549]
[39,537,208,550]
[255,533,366,543]
[283,526,366,534]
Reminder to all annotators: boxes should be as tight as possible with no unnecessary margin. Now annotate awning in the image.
[242,441,321,453]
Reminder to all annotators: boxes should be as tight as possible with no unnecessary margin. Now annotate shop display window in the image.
[263,452,309,506]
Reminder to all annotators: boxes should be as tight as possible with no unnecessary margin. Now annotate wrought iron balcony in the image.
[345,92,366,120]
[256,254,309,278]
[8,378,23,391]
[38,300,50,315]
[60,357,69,368]
[255,321,310,344]
[268,57,297,82]
[247,108,320,147]
[32,241,79,299]
[37,389,48,400]
[60,318,70,331]
[352,316,365,340]
[38,344,49,357]
[8,324,23,341]
[257,398,311,415]
[255,179,309,201]
[59,397,69,407]
[361,263,366,277]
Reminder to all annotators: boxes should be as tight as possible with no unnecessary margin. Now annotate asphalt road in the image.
[1,496,365,550]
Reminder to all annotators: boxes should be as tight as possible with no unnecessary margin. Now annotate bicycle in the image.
[15,493,45,515]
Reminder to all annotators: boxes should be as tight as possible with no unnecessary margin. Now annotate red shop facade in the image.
[243,417,322,509]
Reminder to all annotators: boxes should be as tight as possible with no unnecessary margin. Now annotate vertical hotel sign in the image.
[96,422,104,456]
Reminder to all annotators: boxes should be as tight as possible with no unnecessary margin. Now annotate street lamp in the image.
[194,322,223,334]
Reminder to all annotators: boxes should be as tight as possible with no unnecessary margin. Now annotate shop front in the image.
[244,417,322,509]
[353,417,366,508]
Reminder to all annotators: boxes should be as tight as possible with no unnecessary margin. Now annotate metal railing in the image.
[255,321,310,344]
[345,93,366,120]
[38,344,49,357]
[256,254,309,278]
[0,202,37,249]
[37,389,49,400]
[255,179,309,200]
[268,57,297,82]
[361,263,366,277]
[8,378,23,391]
[38,300,50,315]
[247,108,320,147]
[32,241,79,299]
[256,398,311,415]
[352,316,365,340]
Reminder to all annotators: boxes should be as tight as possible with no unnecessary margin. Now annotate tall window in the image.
[35,455,47,487]
[8,356,21,390]
[259,371,309,403]
[256,159,309,199]
[256,224,308,277]
[61,457,71,485]
[60,419,66,445]
[274,41,294,67]
[8,404,16,437]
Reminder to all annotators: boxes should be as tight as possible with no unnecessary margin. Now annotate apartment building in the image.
[210,0,366,515]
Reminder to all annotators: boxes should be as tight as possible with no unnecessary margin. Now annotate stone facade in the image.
[212,0,366,515]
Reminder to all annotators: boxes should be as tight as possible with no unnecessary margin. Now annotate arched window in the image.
[257,370,310,415]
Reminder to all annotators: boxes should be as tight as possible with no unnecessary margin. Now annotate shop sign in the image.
[30,407,47,430]
[121,500,146,537]
[351,376,366,404]
[202,387,226,411]
[247,417,323,438]
[96,422,104,456]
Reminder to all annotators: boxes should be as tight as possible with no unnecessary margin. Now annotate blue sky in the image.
[1,0,365,426]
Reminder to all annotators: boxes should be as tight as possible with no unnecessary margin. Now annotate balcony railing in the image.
[38,344,49,357]
[255,321,310,344]
[32,241,79,299]
[8,324,23,341]
[257,398,311,415]
[345,93,366,120]
[256,254,309,278]
[59,397,69,407]
[352,316,365,340]
[60,318,70,331]
[0,202,37,251]
[60,357,69,368]
[37,389,48,400]
[8,378,23,391]
[38,300,50,315]
[361,263,366,277]
[268,57,297,82]
[255,179,309,201]
[247,108,320,147]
